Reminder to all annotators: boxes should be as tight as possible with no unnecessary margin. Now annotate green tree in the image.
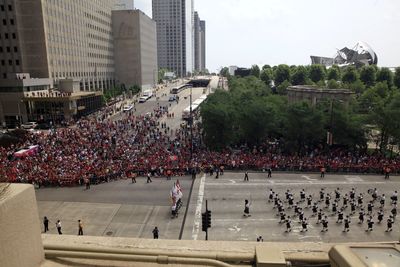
[290,66,308,85]
[327,65,341,81]
[394,67,400,89]
[309,64,326,83]
[260,68,272,86]
[346,80,366,94]
[284,102,325,154]
[262,64,272,70]
[274,64,290,85]
[327,79,340,89]
[342,66,358,84]
[276,80,291,95]
[250,64,261,78]
[359,65,376,87]
[219,67,230,77]
[376,67,394,89]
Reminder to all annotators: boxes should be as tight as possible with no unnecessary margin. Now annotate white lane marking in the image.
[345,176,364,182]
[228,225,241,232]
[191,174,206,240]
[207,181,387,186]
[302,175,317,181]
[229,179,236,184]
[215,218,279,222]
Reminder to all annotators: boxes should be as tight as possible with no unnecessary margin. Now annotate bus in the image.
[181,94,207,120]
[170,83,192,94]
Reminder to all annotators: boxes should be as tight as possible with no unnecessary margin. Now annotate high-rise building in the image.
[199,20,206,71]
[0,0,116,91]
[152,0,194,77]
[194,12,206,73]
[115,0,135,10]
[0,0,116,126]
[112,9,158,90]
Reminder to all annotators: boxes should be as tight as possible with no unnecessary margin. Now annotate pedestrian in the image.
[267,168,272,178]
[43,216,49,233]
[366,216,374,232]
[307,195,313,208]
[147,172,152,183]
[321,216,329,232]
[358,209,365,224]
[152,226,159,239]
[243,199,251,217]
[56,220,62,235]
[131,172,137,183]
[279,211,286,223]
[78,220,83,235]
[285,216,292,232]
[367,201,374,215]
[377,209,384,223]
[320,166,325,178]
[244,171,249,181]
[343,215,351,232]
[268,189,274,203]
[300,189,306,203]
[319,188,325,203]
[300,218,308,232]
[325,194,331,209]
[317,209,324,224]
[385,216,394,232]
[336,209,344,223]
[380,194,385,208]
[391,205,397,220]
[384,167,390,179]
[85,177,90,190]
[256,236,264,242]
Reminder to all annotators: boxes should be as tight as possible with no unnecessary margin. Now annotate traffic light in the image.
[201,212,207,231]
[206,210,211,228]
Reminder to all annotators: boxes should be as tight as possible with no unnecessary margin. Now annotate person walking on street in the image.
[43,216,49,233]
[320,166,326,178]
[243,199,251,217]
[56,220,62,235]
[85,177,90,190]
[267,168,272,178]
[78,220,83,235]
[343,215,351,232]
[386,216,394,232]
[244,171,249,182]
[152,227,159,239]
[131,172,137,183]
[147,172,153,183]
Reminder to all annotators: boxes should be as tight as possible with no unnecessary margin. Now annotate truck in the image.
[142,90,153,99]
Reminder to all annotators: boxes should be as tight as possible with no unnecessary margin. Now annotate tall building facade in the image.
[112,9,158,90]
[194,12,206,72]
[199,20,206,71]
[152,0,194,77]
[0,0,116,91]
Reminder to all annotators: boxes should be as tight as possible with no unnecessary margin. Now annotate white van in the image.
[143,90,153,99]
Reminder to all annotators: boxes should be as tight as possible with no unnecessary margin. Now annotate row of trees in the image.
[202,66,400,154]
[220,64,400,94]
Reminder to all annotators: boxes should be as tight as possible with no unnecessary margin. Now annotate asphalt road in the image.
[36,172,400,242]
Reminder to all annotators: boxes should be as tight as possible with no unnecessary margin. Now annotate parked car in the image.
[21,122,37,130]
[123,104,134,112]
[139,96,148,103]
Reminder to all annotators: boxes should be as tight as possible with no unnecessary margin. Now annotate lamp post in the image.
[189,86,193,162]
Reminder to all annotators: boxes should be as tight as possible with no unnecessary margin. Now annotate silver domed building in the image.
[311,41,378,68]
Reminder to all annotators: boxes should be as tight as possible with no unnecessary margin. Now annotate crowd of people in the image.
[0,101,399,187]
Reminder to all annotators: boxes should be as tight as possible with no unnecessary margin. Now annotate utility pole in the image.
[189,86,193,162]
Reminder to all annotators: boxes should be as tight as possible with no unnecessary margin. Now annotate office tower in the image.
[152,0,194,77]
[194,12,206,72]
[199,20,206,71]
[115,0,135,10]
[112,9,158,90]
[0,0,116,91]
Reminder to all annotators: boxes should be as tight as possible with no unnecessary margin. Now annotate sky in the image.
[132,0,400,72]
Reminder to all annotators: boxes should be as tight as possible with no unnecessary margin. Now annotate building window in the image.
[14,47,18,52]
[5,33,8,39]
[16,59,19,65]
[10,19,14,25]
[2,19,6,25]
[2,73,6,79]
[8,5,12,11]
[6,47,10,52]
[0,5,4,12]
[1,60,4,66]
[8,59,12,65]
[12,33,16,39]
[0,47,3,53]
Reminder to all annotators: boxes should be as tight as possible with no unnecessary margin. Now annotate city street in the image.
[36,172,400,242]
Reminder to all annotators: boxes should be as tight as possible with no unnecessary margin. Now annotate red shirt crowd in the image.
[1,108,398,187]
